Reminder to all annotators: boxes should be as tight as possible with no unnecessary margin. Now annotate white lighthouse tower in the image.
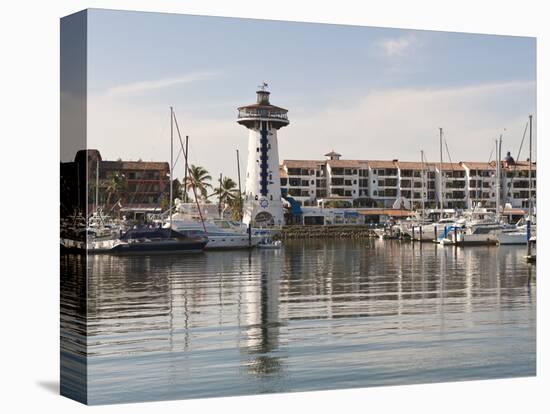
[237,84,289,227]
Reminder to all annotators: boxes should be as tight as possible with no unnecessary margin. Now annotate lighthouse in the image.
[237,84,289,227]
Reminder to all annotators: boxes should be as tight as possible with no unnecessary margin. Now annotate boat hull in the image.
[456,234,498,246]
[496,232,528,245]
[61,238,207,255]
[203,235,261,250]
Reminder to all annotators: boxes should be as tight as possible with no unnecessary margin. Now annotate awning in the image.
[285,196,303,216]
[502,208,527,215]
[357,209,415,218]
[119,206,162,213]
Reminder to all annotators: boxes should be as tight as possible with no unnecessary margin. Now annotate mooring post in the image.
[419,225,423,241]
[412,226,415,241]
[434,225,438,243]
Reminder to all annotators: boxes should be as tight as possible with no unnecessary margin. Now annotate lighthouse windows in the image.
[259,121,269,196]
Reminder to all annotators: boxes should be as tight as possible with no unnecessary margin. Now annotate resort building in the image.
[279,151,536,213]
[61,149,170,217]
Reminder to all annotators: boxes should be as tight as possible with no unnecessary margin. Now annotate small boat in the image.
[496,230,528,245]
[439,237,454,246]
[257,239,282,249]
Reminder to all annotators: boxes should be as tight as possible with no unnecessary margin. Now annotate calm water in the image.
[61,240,536,404]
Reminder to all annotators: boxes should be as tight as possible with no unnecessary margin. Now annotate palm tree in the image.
[105,172,127,206]
[211,176,239,217]
[183,165,212,201]
[228,193,244,221]
[212,177,238,205]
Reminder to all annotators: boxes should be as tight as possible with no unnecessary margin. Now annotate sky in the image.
[86,9,536,185]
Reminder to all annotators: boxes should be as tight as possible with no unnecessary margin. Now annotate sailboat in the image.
[165,109,262,249]
[495,115,537,248]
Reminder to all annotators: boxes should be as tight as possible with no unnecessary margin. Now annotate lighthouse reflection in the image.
[241,249,284,378]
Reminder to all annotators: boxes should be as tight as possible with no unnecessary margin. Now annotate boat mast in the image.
[236,149,243,221]
[218,172,223,218]
[439,128,443,214]
[495,136,502,222]
[420,150,426,216]
[528,114,533,220]
[183,135,189,203]
[172,110,208,233]
[95,158,99,215]
[169,106,174,232]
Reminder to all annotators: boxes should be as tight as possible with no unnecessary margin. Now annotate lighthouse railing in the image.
[238,109,288,121]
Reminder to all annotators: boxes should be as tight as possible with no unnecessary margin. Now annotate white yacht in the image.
[399,210,459,242]
[166,216,261,249]
[453,208,513,245]
[495,218,536,245]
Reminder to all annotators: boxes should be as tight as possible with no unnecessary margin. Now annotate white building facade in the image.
[280,152,536,211]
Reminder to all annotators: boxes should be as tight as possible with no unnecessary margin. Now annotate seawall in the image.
[279,225,377,239]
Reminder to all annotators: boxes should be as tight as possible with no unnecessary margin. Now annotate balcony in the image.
[237,107,289,129]
[238,108,288,121]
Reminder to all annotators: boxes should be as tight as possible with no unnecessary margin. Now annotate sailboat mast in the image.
[439,128,443,213]
[420,150,426,217]
[183,135,189,203]
[528,114,533,219]
[172,110,208,233]
[236,149,243,221]
[169,106,174,232]
[495,136,502,221]
[95,159,99,214]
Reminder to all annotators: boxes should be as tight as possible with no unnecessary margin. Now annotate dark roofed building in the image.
[60,149,170,218]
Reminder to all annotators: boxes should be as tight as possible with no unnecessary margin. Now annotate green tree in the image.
[105,172,127,206]
[183,165,212,200]
[228,194,244,221]
[212,177,238,204]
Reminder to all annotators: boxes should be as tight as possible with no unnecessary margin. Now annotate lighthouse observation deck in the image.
[237,89,289,129]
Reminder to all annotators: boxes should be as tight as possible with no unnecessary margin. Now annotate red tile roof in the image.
[366,160,398,168]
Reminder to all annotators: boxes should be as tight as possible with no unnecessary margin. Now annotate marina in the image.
[58,10,539,406]
[61,239,536,404]
[60,90,537,258]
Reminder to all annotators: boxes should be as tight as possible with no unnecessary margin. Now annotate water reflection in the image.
[61,240,536,404]
[241,250,283,379]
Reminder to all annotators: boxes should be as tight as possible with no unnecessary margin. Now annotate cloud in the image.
[281,80,536,163]
[87,80,536,190]
[380,34,417,57]
[103,71,221,97]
